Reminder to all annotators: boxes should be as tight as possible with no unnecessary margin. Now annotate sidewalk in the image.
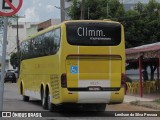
[123,95,154,103]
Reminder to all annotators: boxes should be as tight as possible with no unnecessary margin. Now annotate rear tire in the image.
[47,91,58,112]
[41,89,48,109]
[21,84,30,102]
[12,80,16,83]
[23,95,29,102]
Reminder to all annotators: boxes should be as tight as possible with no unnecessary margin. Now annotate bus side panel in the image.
[18,55,62,102]
[110,25,125,103]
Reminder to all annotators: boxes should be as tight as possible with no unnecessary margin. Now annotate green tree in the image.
[68,0,160,49]
[68,0,125,20]
[68,0,81,20]
[135,2,144,13]
[123,10,143,47]
[10,52,18,69]
[107,0,125,18]
[143,0,160,44]
[123,0,160,48]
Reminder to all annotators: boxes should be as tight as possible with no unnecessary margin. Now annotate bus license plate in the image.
[89,87,101,91]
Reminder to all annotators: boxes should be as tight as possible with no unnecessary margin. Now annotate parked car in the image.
[4,71,17,83]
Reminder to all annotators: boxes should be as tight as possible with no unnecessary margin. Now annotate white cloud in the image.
[18,0,60,22]
[38,3,42,7]
[33,0,40,4]
[19,7,40,22]
[46,5,55,12]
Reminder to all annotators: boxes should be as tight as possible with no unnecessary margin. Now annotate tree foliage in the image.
[68,0,160,48]
[68,0,81,20]
[10,52,18,69]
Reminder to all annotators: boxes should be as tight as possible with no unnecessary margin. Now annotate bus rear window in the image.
[66,22,121,46]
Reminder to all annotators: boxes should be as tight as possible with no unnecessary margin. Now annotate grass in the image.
[130,100,160,110]
[153,99,160,104]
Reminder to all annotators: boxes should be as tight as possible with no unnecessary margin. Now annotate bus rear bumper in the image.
[59,88,124,104]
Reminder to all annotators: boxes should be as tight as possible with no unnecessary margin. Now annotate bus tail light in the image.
[61,73,67,88]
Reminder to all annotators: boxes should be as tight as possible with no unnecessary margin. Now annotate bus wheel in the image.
[47,91,57,112]
[21,84,29,102]
[41,89,47,110]
[95,104,106,112]
[23,95,29,102]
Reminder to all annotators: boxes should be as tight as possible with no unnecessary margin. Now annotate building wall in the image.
[6,22,38,69]
[7,22,26,55]
[26,25,38,37]
[51,19,61,25]
[37,19,61,31]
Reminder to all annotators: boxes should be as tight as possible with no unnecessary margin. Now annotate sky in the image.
[18,0,60,22]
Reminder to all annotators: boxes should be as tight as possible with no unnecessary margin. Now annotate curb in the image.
[130,101,160,110]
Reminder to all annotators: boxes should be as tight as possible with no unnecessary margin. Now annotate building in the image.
[7,22,39,55]
[0,22,39,70]
[0,18,61,70]
[37,19,61,31]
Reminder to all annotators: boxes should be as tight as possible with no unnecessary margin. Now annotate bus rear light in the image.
[61,73,67,88]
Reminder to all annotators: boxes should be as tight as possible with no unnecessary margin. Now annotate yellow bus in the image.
[18,20,125,111]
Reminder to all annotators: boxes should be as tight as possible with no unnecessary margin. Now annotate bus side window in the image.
[53,28,60,54]
[24,41,29,59]
[36,35,44,57]
[20,42,25,60]
[29,39,34,58]
[44,31,52,55]
[49,31,55,54]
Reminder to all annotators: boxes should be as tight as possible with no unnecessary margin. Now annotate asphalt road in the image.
[2,83,160,120]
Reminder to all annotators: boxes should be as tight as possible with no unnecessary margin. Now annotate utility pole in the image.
[107,2,109,18]
[81,0,85,20]
[17,16,19,56]
[107,0,111,18]
[55,6,70,20]
[60,0,65,22]
[0,17,8,111]
[15,15,25,75]
[88,7,90,19]
[16,15,20,75]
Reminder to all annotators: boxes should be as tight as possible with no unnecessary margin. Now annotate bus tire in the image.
[23,95,29,102]
[21,83,30,102]
[47,91,57,112]
[41,89,48,110]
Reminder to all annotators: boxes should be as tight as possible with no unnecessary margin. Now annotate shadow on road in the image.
[29,100,42,106]
[28,100,114,117]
